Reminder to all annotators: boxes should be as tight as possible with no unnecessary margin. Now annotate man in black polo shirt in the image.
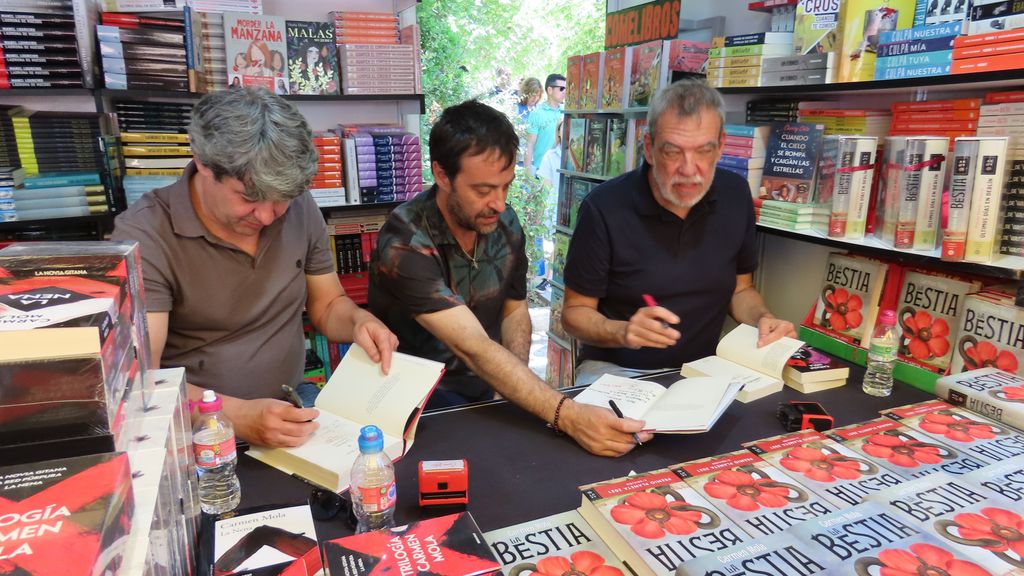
[562,79,796,384]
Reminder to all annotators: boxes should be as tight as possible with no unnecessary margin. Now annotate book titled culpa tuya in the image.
[322,512,500,576]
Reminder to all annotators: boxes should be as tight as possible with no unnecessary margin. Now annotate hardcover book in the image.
[759,122,825,203]
[675,530,832,576]
[584,117,608,176]
[207,503,320,575]
[483,510,628,576]
[224,12,286,93]
[567,117,586,172]
[552,231,570,286]
[548,284,568,342]
[811,252,889,347]
[568,179,590,230]
[826,418,988,480]
[881,399,1024,465]
[565,55,582,110]
[577,468,750,576]
[904,137,949,250]
[606,117,627,177]
[894,269,980,374]
[965,137,1010,263]
[943,138,1008,262]
[285,21,338,95]
[628,40,662,108]
[322,512,500,576]
[580,51,603,111]
[950,294,1024,378]
[936,368,1024,430]
[961,453,1024,504]
[671,450,837,539]
[601,46,628,110]
[820,135,876,238]
[743,429,904,508]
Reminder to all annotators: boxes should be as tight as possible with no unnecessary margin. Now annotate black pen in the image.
[608,399,643,446]
[281,384,315,422]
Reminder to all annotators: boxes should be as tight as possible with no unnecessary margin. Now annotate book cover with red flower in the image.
[827,418,988,481]
[674,530,833,576]
[321,512,499,576]
[482,510,628,576]
[950,295,1024,378]
[0,452,133,575]
[936,368,1024,432]
[867,473,1024,575]
[961,453,1024,504]
[576,468,750,576]
[670,450,837,540]
[810,252,891,347]
[895,270,982,374]
[743,430,904,508]
[789,501,996,576]
[881,400,1024,465]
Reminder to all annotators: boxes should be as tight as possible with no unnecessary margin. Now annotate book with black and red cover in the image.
[0,451,133,575]
[881,399,1024,465]
[202,503,321,576]
[322,512,500,576]
[285,20,338,96]
[783,345,850,387]
[483,510,629,576]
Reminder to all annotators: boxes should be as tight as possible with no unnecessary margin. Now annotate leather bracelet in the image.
[552,395,569,435]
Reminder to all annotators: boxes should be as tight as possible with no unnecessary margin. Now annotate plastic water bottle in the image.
[863,309,899,397]
[350,425,396,533]
[192,390,241,514]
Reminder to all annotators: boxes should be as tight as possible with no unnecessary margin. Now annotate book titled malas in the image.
[674,530,832,576]
[483,510,628,576]
[0,452,133,575]
[285,21,338,95]
[867,473,1024,575]
[936,368,1024,431]
[811,252,889,347]
[826,418,988,480]
[207,503,320,576]
[670,450,837,540]
[224,12,287,93]
[322,512,500,576]
[895,269,981,374]
[577,468,750,576]
[881,399,1024,465]
[743,429,903,508]
[759,122,825,204]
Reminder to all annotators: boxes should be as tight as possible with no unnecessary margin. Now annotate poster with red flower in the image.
[867,474,1024,575]
[675,530,833,575]
[827,418,987,480]
[951,295,1024,378]
[882,400,1024,465]
[896,270,980,373]
[743,430,903,508]
[671,450,836,540]
[960,453,1024,504]
[936,368,1024,432]
[811,253,891,346]
[576,468,749,576]
[482,510,629,576]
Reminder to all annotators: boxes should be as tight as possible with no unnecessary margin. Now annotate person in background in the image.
[371,100,649,457]
[112,87,398,448]
[524,73,566,177]
[536,119,563,231]
[516,77,543,121]
[561,79,796,384]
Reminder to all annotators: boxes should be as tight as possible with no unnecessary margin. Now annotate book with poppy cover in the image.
[949,294,1024,378]
[894,269,981,374]
[961,453,1024,505]
[576,468,750,576]
[743,429,904,509]
[810,252,890,347]
[483,510,629,576]
[867,473,1024,576]
[322,512,499,576]
[669,450,837,540]
[826,418,988,481]
[935,368,1024,431]
[675,530,833,575]
[206,503,321,576]
[881,399,1024,466]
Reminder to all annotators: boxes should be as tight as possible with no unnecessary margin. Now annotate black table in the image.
[235,368,931,540]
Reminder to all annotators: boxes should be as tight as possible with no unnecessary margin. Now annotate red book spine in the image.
[952,52,1024,74]
[892,109,980,121]
[891,98,981,112]
[953,28,1024,48]
[985,90,1024,104]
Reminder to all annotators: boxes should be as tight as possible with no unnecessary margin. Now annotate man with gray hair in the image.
[113,87,398,448]
[562,79,795,384]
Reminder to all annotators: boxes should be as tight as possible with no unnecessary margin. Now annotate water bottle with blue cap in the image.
[349,424,396,533]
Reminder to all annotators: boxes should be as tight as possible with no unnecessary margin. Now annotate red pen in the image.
[642,294,670,329]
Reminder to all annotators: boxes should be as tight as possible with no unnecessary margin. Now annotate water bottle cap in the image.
[198,389,222,413]
[358,425,384,453]
[878,309,896,326]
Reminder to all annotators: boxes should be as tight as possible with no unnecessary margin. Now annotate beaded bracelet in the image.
[552,395,569,435]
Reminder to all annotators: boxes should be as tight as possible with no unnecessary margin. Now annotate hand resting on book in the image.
[559,399,653,457]
[221,396,320,448]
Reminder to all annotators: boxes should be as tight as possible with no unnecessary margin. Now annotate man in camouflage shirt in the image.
[370,100,650,457]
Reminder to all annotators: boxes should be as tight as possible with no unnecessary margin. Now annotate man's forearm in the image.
[562,304,626,348]
[501,304,532,363]
[729,286,773,326]
[312,295,366,343]
[458,340,563,423]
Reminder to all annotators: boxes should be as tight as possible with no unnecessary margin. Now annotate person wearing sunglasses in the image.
[524,73,566,178]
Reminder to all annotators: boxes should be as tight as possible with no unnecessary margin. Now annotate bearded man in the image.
[561,79,796,385]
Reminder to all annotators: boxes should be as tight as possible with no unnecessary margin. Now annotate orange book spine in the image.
[953,28,1024,48]
[952,52,1024,74]
[890,120,978,131]
[337,36,399,45]
[953,39,1024,59]
[892,109,980,121]
[891,98,982,112]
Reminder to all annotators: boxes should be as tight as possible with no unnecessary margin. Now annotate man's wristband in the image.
[552,395,569,435]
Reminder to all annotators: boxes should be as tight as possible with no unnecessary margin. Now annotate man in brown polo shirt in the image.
[112,87,397,448]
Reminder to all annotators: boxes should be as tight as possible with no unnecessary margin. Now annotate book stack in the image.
[745,99,800,125]
[967,0,1024,35]
[941,136,1010,263]
[760,52,834,86]
[978,90,1024,146]
[343,127,421,204]
[120,130,190,205]
[285,20,339,96]
[798,106,892,137]
[889,97,979,142]
[310,132,344,208]
[754,198,829,231]
[337,43,416,95]
[783,344,849,392]
[815,135,877,239]
[97,12,188,91]
[707,32,793,88]
[718,123,768,194]
[399,23,422,94]
[874,21,959,81]
[184,7,226,93]
[330,10,399,46]
[955,28,1024,76]
[0,7,86,89]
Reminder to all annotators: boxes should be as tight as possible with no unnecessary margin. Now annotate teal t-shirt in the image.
[526,101,563,171]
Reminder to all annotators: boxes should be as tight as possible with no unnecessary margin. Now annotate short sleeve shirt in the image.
[526,101,563,171]
[563,164,758,369]
[369,186,528,400]
[111,162,336,400]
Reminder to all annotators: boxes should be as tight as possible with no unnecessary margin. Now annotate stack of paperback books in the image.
[97,12,188,91]
[816,134,878,239]
[953,27,1024,74]
[889,97,980,142]
[338,43,415,95]
[782,344,850,392]
[183,7,225,93]
[874,21,959,80]
[745,99,800,125]
[798,106,892,137]
[874,135,949,250]
[0,6,87,89]
[707,32,793,88]
[718,123,767,194]
[755,198,830,231]
[120,130,190,205]
[342,127,421,204]
[330,10,399,45]
[978,90,1024,148]
[760,52,834,86]
[941,136,1010,263]
[310,132,344,207]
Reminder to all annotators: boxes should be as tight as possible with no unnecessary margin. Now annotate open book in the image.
[247,345,444,492]
[572,373,742,433]
[680,323,804,403]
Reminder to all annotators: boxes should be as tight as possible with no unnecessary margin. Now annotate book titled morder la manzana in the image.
[483,510,629,576]
[247,345,444,492]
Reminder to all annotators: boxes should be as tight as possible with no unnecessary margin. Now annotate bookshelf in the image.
[557,169,612,182]
[719,68,1024,96]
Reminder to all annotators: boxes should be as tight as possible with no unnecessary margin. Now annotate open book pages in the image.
[572,374,742,433]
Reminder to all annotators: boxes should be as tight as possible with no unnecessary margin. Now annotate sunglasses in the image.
[549,85,566,92]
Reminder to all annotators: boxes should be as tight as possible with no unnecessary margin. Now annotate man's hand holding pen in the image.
[621,293,680,350]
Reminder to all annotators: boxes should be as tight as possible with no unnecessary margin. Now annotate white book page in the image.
[571,374,666,419]
[268,411,402,483]
[683,355,781,390]
[715,323,804,380]
[643,377,738,432]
